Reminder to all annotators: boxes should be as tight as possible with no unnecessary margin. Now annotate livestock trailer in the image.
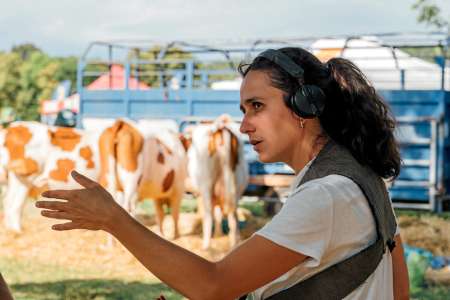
[74,33,450,211]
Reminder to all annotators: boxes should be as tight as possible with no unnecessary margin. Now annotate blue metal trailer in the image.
[75,34,449,212]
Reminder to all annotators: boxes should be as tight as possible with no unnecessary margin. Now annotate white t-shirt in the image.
[250,159,396,300]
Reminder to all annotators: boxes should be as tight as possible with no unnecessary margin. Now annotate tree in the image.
[54,56,78,94]
[406,1,449,61]
[11,43,42,60]
[412,0,449,30]
[0,52,22,110]
[128,46,193,87]
[15,52,53,120]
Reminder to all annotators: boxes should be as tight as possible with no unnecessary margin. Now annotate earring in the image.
[300,119,305,128]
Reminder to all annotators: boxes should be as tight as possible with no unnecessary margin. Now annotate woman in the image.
[0,273,14,300]
[36,47,409,299]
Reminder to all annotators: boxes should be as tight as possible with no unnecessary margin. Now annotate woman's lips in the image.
[253,141,263,151]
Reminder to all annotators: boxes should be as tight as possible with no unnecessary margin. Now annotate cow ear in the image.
[178,133,191,151]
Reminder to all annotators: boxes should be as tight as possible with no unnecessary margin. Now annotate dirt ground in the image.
[398,214,450,256]
[0,201,449,285]
[397,214,450,285]
[0,201,267,282]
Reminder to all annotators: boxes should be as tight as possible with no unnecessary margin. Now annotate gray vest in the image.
[241,139,397,300]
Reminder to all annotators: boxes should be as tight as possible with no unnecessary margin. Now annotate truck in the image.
[74,33,450,212]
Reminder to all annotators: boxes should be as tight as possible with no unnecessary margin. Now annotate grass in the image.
[411,285,450,300]
[0,257,182,300]
[2,255,448,300]
[395,209,450,220]
[0,198,448,299]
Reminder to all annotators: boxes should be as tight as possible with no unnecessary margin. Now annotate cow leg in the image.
[227,210,240,248]
[117,164,141,215]
[154,199,165,237]
[213,206,222,238]
[3,173,28,232]
[123,188,138,216]
[129,193,139,217]
[170,197,181,240]
[201,192,213,250]
[0,185,6,199]
[114,191,125,209]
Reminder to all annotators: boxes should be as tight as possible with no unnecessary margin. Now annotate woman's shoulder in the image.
[286,174,373,224]
[291,174,363,200]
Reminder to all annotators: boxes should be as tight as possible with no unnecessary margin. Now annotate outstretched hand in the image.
[36,170,125,232]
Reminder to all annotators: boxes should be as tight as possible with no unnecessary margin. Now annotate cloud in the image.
[0,0,447,56]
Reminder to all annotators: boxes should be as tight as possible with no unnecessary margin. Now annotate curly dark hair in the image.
[238,47,401,180]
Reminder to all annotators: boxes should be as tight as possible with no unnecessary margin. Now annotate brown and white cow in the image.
[0,127,8,200]
[99,119,187,239]
[187,115,249,249]
[1,121,51,231]
[0,121,101,232]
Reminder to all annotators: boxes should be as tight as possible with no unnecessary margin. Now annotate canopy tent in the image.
[312,36,449,90]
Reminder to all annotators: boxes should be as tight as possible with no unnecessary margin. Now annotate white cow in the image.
[99,119,187,238]
[187,115,249,249]
[0,121,101,232]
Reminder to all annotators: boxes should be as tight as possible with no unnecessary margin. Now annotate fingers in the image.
[51,221,79,231]
[40,210,74,220]
[36,200,68,211]
[41,189,77,200]
[71,170,99,189]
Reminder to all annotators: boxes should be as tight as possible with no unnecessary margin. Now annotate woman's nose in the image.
[240,116,254,134]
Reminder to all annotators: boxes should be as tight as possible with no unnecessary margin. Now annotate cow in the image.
[0,121,101,232]
[186,115,249,249]
[1,121,51,232]
[99,119,187,239]
[35,126,101,190]
[0,127,8,200]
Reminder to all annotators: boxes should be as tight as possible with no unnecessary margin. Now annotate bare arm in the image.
[0,273,14,300]
[392,234,409,300]
[111,216,306,299]
[36,171,306,300]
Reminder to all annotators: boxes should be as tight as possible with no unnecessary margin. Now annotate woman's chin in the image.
[257,153,276,164]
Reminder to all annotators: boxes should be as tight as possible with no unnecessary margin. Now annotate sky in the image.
[1,0,449,57]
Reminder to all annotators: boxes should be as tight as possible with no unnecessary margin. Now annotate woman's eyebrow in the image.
[244,98,262,105]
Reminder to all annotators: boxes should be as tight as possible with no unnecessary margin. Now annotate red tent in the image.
[86,64,150,90]
[41,64,150,115]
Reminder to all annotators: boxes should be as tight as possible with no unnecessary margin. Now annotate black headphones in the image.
[257,49,326,119]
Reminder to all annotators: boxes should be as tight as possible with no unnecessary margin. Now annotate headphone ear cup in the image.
[291,85,326,118]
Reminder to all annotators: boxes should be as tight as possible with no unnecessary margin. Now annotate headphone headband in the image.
[257,49,304,79]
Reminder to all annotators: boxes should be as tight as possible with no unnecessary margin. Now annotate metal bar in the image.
[185,60,194,116]
[392,180,431,187]
[124,62,130,118]
[393,202,433,210]
[400,69,405,90]
[429,120,437,211]
[398,140,431,146]
[76,60,84,129]
[108,45,113,90]
[401,159,430,166]
[396,116,438,123]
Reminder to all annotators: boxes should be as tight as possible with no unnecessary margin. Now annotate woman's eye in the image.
[252,102,263,110]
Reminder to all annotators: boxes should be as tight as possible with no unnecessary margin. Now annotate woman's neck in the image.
[290,135,328,174]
